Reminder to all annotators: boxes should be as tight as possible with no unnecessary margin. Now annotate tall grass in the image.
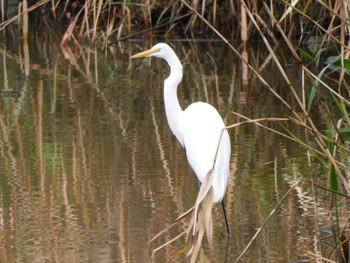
[221,1,350,262]
[0,0,347,46]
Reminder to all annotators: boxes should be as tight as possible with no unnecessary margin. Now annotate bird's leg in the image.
[221,200,231,236]
[198,180,230,236]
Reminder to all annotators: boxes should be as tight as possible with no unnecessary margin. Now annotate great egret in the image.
[131,43,231,235]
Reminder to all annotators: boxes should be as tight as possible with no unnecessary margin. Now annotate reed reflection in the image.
[0,38,342,262]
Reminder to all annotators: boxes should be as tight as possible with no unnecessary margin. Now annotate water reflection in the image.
[0,37,344,262]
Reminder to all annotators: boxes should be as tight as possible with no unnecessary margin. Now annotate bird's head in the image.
[130,43,171,60]
[131,43,182,79]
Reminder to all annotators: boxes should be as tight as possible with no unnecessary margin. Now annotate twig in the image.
[234,177,302,262]
[212,117,289,168]
[148,206,194,244]
[150,230,187,261]
[0,0,49,30]
[303,178,350,199]
[306,251,337,263]
[112,13,190,43]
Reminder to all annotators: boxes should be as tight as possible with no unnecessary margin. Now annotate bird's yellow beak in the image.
[130,48,158,59]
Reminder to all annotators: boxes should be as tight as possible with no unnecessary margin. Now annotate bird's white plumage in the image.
[132,43,231,203]
[183,102,230,202]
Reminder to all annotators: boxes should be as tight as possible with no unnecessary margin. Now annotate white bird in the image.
[131,43,231,236]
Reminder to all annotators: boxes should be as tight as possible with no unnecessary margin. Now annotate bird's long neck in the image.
[163,53,184,147]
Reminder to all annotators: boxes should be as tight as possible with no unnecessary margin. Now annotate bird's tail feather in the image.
[187,168,215,263]
[192,168,214,235]
[149,168,215,263]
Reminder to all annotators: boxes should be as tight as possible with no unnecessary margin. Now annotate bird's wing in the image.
[183,102,230,202]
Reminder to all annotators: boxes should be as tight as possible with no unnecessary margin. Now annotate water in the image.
[0,36,341,262]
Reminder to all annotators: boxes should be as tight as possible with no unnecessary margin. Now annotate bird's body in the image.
[131,43,231,203]
[183,102,231,202]
[131,43,231,261]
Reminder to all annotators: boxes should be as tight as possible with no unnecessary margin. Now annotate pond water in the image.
[0,35,341,262]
